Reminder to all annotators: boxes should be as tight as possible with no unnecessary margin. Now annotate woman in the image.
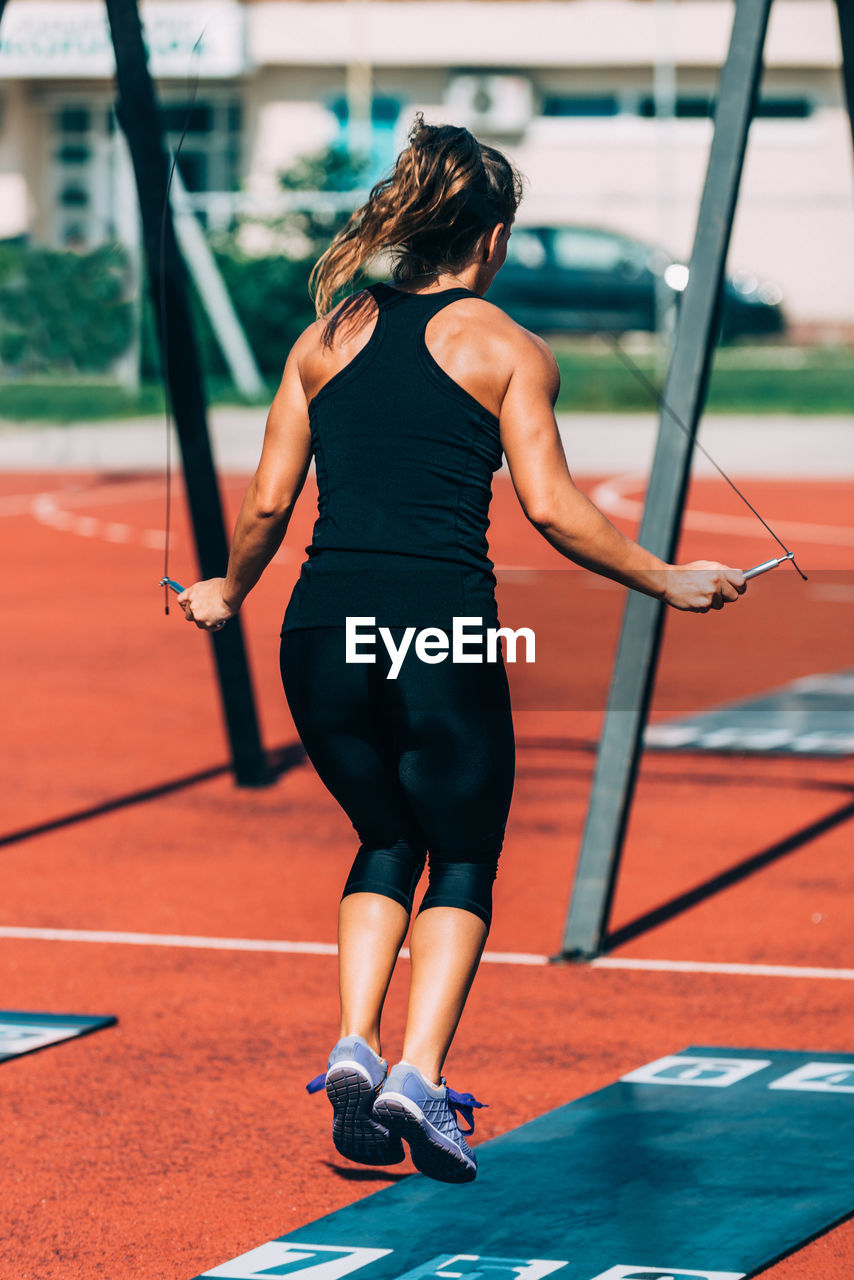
[178,115,746,1185]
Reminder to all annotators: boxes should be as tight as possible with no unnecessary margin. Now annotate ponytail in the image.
[310,113,524,334]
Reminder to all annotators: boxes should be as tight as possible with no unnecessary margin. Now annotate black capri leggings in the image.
[280,626,515,929]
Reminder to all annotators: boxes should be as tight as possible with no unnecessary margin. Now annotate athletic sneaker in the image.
[306,1035,405,1166]
[372,1061,487,1183]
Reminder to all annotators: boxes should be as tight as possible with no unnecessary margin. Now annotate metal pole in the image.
[111,125,142,392]
[653,0,678,357]
[169,166,266,400]
[105,0,270,786]
[560,0,773,959]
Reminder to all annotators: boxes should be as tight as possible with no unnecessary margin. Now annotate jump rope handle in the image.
[742,551,795,581]
[159,577,185,594]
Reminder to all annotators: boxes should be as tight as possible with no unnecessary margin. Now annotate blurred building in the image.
[0,0,851,335]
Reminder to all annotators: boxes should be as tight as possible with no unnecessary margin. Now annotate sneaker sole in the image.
[326,1061,405,1166]
[373,1091,477,1183]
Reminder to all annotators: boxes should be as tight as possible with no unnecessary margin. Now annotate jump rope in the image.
[158,323,806,604]
[596,330,807,583]
[157,34,204,616]
[154,68,806,606]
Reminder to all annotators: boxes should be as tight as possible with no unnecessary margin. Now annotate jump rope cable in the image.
[160,32,205,615]
[156,51,804,599]
[597,329,808,580]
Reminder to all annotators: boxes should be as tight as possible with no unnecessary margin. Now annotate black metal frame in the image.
[103,0,269,787]
[563,0,854,959]
[562,0,782,958]
[837,0,854,152]
[0,0,269,785]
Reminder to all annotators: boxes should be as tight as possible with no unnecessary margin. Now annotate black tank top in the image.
[282,281,503,632]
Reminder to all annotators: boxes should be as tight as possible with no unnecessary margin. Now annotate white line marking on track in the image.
[141,529,167,550]
[2,480,296,562]
[103,522,131,543]
[1,927,853,978]
[0,492,46,516]
[0,926,339,955]
[592,956,854,980]
[30,491,167,549]
[480,949,549,966]
[592,474,854,545]
[0,926,549,965]
[808,583,854,602]
[0,479,169,517]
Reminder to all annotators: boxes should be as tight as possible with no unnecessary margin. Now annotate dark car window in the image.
[506,230,548,269]
[553,228,646,274]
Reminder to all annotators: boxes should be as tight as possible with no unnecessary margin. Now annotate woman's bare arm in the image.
[499,330,745,612]
[178,340,313,629]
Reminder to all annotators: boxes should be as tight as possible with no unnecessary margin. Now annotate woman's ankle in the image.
[398,1053,443,1088]
[340,1025,382,1058]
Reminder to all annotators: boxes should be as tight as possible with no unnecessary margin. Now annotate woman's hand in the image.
[176,578,236,631]
[663,560,746,612]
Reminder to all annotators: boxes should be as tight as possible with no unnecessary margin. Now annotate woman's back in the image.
[283,282,515,630]
[298,283,512,420]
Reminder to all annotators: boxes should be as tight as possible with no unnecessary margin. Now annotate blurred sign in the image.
[0,2,246,78]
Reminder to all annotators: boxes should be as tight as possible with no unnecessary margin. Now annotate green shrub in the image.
[0,242,135,374]
[211,249,317,378]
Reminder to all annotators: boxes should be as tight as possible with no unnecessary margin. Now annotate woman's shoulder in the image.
[290,289,377,363]
[292,288,380,402]
[430,292,552,367]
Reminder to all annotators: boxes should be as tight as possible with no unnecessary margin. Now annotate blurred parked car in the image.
[487,225,785,340]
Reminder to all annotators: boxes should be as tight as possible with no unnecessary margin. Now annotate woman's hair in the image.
[310,113,524,337]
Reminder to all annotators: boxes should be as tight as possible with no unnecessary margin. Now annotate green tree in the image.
[193,144,372,380]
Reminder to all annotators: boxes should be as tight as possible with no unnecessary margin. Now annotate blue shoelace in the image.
[445,1087,488,1135]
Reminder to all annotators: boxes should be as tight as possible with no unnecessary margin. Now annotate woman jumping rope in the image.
[178,115,746,1185]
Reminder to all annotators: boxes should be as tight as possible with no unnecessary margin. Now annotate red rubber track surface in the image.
[2,465,852,1279]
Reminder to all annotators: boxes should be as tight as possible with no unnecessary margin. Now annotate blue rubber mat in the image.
[644,670,854,755]
[194,1047,854,1280]
[0,1009,116,1062]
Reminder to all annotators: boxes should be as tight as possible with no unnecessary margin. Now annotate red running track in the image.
[1,466,852,1278]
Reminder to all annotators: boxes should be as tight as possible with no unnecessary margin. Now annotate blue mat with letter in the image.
[193,1046,854,1280]
[0,1009,116,1062]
